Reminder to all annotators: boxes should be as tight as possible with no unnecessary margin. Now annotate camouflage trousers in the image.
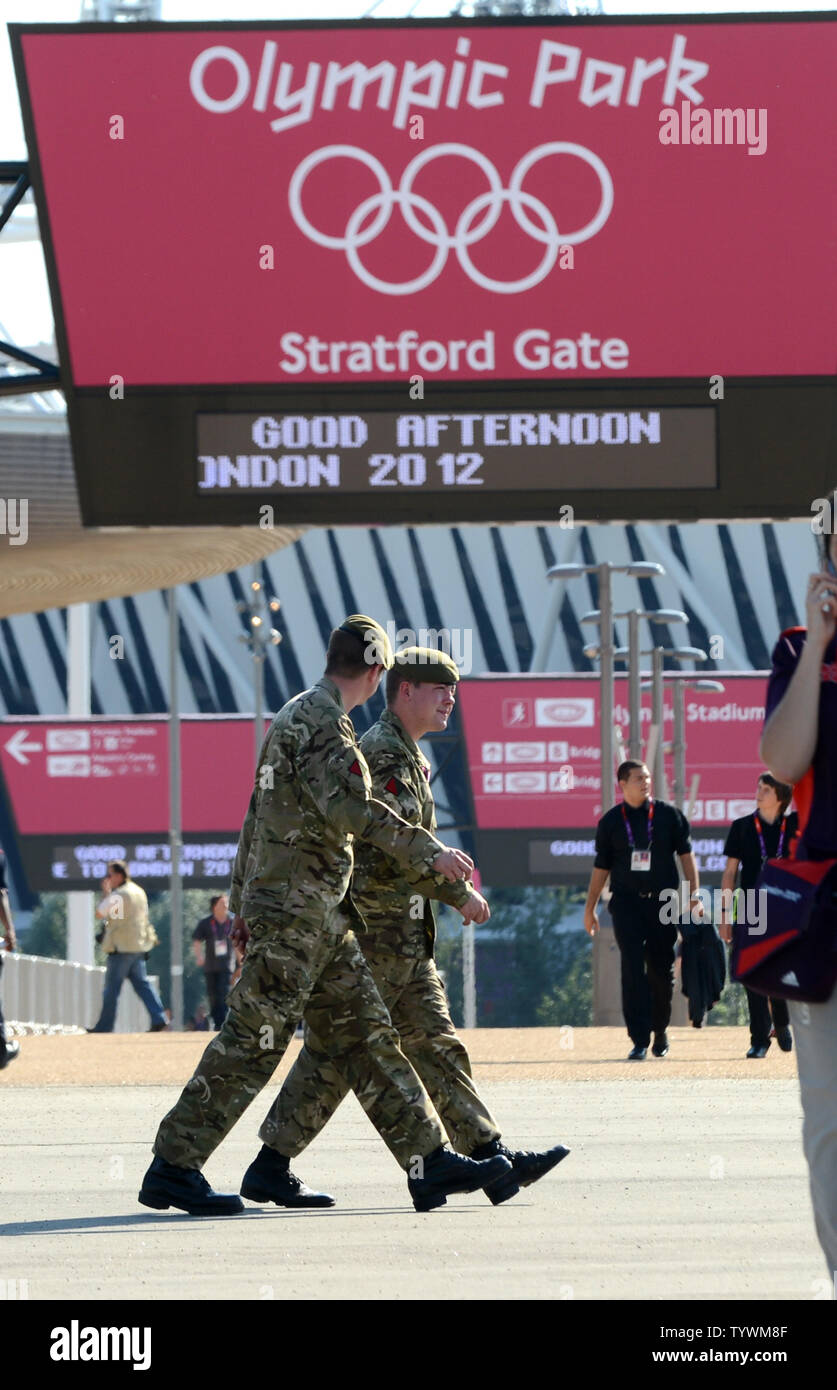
[153,912,445,1171]
[261,948,500,1159]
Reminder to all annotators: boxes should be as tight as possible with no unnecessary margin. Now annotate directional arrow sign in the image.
[4,730,43,765]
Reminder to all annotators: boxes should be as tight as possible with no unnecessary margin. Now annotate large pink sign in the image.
[16,19,837,385]
[459,674,771,830]
[0,719,262,835]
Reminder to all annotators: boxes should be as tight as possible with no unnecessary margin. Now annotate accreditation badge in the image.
[631,851,652,872]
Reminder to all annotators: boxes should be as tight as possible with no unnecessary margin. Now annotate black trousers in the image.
[745,987,790,1048]
[204,969,231,1030]
[609,894,678,1048]
[0,954,7,1058]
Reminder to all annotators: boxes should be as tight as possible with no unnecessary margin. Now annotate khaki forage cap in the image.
[339,614,395,669]
[394,646,460,684]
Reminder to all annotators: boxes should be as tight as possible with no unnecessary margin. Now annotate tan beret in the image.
[339,614,394,669]
[393,646,460,684]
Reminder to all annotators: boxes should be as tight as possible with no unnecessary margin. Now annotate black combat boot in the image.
[240,1145,335,1208]
[408,1145,512,1213]
[138,1156,244,1216]
[471,1137,571,1206]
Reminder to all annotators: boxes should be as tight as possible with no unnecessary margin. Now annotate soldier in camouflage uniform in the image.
[138,618,511,1216]
[261,647,570,1206]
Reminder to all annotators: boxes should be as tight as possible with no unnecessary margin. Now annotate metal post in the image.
[651,647,665,793]
[168,588,183,1030]
[599,565,615,811]
[67,604,94,966]
[463,920,476,1029]
[254,651,264,767]
[627,611,641,761]
[672,679,686,811]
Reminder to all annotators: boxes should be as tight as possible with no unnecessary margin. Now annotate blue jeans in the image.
[93,952,166,1032]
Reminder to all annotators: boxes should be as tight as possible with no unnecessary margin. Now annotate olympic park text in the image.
[189,34,709,133]
[278,330,629,374]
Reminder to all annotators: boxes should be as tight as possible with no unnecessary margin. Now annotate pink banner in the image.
[458,674,771,830]
[0,719,260,835]
[18,20,837,385]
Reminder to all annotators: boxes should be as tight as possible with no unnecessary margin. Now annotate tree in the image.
[704,978,750,1027]
[437,885,591,1028]
[21,893,67,959]
[435,905,465,1023]
[463,1,604,17]
[536,934,593,1026]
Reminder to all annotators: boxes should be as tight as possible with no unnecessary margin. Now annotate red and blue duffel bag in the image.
[731,856,837,1004]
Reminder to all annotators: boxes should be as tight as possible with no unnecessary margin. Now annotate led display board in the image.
[10,16,837,527]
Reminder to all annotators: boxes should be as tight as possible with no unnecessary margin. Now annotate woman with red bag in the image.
[761,513,837,1280]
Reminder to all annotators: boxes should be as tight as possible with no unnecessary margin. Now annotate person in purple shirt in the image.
[761,511,837,1281]
[191,894,234,1030]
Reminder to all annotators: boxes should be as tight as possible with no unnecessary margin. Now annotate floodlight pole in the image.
[627,611,642,761]
[598,566,615,810]
[168,587,184,1031]
[651,647,665,796]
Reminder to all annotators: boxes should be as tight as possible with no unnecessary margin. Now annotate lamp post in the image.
[237,572,282,764]
[633,646,710,798]
[549,561,664,1029]
[167,587,183,1030]
[670,677,726,812]
[547,562,664,811]
[581,608,689,761]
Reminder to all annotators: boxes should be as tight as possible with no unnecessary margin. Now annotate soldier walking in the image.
[259,646,569,1207]
[138,617,511,1215]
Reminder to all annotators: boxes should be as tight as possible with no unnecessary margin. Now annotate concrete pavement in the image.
[1,1028,827,1301]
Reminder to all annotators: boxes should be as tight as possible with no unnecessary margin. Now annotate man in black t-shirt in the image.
[0,849,20,1070]
[584,760,701,1060]
[720,773,797,1058]
[191,894,234,1030]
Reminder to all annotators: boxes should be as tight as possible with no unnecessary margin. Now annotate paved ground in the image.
[1,1028,828,1301]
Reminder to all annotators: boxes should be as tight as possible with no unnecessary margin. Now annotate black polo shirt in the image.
[192,914,233,972]
[723,812,797,891]
[594,798,692,897]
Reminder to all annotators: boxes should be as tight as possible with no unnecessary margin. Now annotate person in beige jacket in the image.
[88,860,168,1033]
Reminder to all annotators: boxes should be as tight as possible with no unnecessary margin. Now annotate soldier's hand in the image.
[584,908,600,937]
[433,848,474,882]
[460,891,490,925]
[230,916,250,955]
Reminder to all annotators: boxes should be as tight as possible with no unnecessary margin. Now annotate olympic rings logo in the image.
[288,142,614,296]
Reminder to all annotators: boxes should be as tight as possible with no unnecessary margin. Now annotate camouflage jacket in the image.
[229,679,445,926]
[352,710,472,958]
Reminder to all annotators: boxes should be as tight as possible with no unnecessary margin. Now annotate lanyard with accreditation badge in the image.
[753,813,786,867]
[623,798,654,872]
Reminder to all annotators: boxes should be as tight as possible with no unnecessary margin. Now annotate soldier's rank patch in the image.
[385,776,400,795]
[349,759,364,776]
